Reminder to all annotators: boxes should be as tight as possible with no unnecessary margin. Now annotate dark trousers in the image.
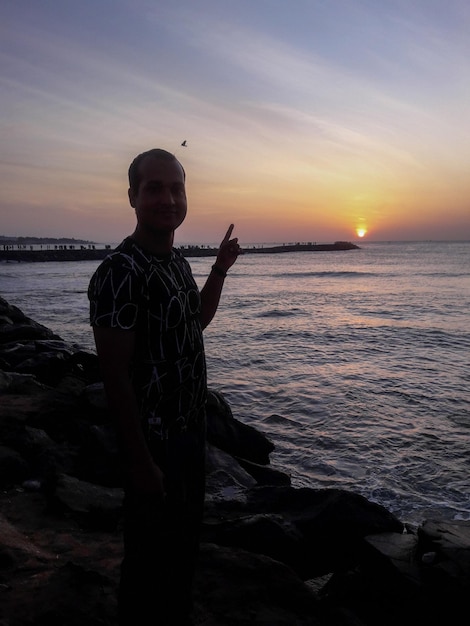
[118,427,206,626]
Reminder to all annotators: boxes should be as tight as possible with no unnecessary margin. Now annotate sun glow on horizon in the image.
[356,227,367,238]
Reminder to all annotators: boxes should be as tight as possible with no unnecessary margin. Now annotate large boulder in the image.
[194,543,322,626]
[206,389,275,465]
[203,486,404,579]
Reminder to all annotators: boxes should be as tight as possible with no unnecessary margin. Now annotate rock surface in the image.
[0,295,469,625]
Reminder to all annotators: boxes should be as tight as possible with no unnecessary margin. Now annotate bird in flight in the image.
[181,140,187,147]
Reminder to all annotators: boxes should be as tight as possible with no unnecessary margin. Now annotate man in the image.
[88,148,241,625]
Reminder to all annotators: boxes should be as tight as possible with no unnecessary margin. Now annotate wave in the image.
[256,308,304,318]
[259,413,312,428]
[274,270,377,279]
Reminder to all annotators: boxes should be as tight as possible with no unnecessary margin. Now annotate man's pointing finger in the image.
[222,224,234,244]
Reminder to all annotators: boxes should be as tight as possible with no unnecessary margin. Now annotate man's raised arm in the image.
[200,224,242,329]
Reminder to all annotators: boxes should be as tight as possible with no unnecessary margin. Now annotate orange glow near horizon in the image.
[356,227,367,238]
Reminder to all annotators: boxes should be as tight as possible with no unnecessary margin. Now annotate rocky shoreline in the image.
[0,242,359,263]
[0,295,468,625]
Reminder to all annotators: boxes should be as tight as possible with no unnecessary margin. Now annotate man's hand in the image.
[200,224,242,328]
[214,224,242,273]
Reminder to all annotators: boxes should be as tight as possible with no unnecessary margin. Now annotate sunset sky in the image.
[1,0,469,244]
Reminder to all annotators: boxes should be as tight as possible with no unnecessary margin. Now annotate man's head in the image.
[128,149,185,193]
[128,149,187,239]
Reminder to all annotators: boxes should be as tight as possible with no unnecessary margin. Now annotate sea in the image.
[1,240,469,526]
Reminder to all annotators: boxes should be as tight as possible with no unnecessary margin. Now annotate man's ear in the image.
[128,187,135,208]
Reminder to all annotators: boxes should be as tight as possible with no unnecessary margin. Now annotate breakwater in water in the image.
[0,241,359,262]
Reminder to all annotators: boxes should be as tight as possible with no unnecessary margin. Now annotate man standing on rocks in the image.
[88,148,241,625]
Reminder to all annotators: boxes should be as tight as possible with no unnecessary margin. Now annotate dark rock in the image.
[203,486,403,580]
[51,473,123,531]
[206,443,257,492]
[0,370,47,393]
[364,531,421,585]
[30,561,117,626]
[194,543,322,626]
[206,389,275,464]
[68,349,102,383]
[0,321,61,343]
[0,423,54,469]
[0,341,40,368]
[417,518,470,622]
[418,519,470,582]
[0,445,29,487]
[16,350,69,385]
[202,513,306,575]
[72,422,122,487]
[236,455,291,486]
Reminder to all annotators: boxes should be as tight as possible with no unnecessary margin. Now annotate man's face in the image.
[128,156,187,234]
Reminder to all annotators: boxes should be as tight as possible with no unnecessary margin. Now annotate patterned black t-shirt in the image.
[88,237,207,438]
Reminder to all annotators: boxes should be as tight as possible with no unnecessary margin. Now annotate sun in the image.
[356,227,367,238]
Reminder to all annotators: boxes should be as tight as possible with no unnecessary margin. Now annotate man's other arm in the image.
[92,326,165,496]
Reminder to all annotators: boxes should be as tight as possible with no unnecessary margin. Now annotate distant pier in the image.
[0,241,359,263]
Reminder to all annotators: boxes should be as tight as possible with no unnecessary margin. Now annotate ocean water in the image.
[1,241,469,525]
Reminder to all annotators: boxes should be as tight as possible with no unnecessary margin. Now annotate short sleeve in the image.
[88,255,143,330]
